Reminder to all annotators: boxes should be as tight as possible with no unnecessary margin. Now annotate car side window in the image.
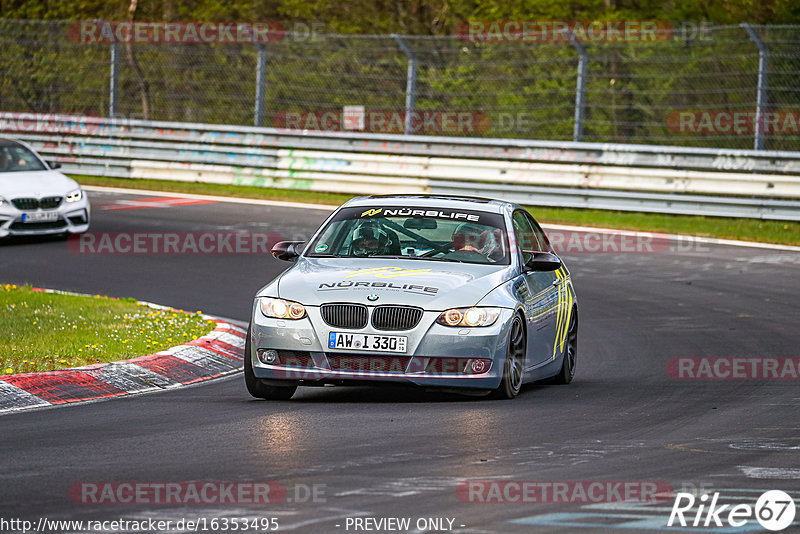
[512,211,539,264]
[527,214,551,252]
[519,212,559,291]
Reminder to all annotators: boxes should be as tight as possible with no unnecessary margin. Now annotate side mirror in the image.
[48,160,62,169]
[271,241,305,262]
[523,251,562,272]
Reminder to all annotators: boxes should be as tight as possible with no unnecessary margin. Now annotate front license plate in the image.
[22,211,58,222]
[328,332,407,353]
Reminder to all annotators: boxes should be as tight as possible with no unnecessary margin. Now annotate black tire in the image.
[553,308,578,384]
[244,323,297,400]
[491,314,526,399]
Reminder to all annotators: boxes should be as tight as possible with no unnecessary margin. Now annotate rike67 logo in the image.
[668,490,796,531]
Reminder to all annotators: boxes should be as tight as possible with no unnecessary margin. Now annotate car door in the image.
[527,213,567,363]
[511,210,559,369]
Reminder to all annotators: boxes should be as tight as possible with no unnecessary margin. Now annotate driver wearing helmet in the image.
[350,222,392,257]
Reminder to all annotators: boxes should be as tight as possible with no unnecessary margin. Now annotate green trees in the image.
[1,2,798,149]
[2,0,798,31]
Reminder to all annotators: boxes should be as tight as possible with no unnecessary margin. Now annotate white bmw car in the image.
[0,138,89,238]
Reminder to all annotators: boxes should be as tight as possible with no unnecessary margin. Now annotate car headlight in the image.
[259,297,306,320]
[436,307,501,327]
[66,189,83,203]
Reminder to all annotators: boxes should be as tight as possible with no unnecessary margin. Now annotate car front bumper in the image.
[249,305,514,390]
[0,200,90,238]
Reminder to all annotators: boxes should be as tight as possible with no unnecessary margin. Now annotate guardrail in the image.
[3,113,800,220]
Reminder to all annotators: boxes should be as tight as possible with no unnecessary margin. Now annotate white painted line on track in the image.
[739,466,800,479]
[83,185,337,211]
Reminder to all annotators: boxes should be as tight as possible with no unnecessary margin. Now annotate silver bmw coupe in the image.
[245,195,577,400]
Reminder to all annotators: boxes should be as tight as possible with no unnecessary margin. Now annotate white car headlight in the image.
[436,307,501,327]
[66,189,83,203]
[259,297,306,320]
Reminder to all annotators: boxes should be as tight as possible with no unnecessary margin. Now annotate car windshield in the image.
[0,143,47,172]
[307,206,510,265]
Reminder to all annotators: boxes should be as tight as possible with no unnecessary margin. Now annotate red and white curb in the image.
[0,290,246,415]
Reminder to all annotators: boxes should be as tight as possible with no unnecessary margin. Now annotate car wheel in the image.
[244,323,297,400]
[491,314,526,399]
[553,308,577,384]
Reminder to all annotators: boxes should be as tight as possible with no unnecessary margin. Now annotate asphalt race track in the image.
[1,189,799,533]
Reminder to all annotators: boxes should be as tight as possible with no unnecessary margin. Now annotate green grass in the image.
[0,284,216,375]
[72,175,800,246]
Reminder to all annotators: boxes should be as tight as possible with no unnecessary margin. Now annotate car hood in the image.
[271,257,514,310]
[0,170,79,198]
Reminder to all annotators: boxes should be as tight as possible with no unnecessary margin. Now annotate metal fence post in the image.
[392,34,417,135]
[254,44,267,127]
[741,23,769,150]
[569,35,588,143]
[109,42,119,118]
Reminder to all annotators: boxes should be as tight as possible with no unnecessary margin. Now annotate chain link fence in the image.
[1,20,799,150]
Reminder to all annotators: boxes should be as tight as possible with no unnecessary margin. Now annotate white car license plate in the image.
[22,211,58,222]
[328,332,407,353]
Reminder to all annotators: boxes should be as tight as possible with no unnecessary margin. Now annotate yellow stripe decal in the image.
[551,268,573,360]
[560,286,573,354]
[552,269,564,360]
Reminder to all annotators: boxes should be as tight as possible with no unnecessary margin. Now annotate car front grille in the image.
[371,305,423,331]
[327,355,411,373]
[39,196,63,209]
[276,350,314,368]
[9,220,66,230]
[321,304,368,330]
[12,198,39,210]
